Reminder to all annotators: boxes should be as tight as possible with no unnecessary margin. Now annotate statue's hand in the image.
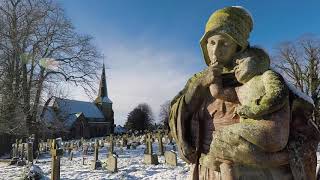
[236,105,256,118]
[200,63,223,87]
[185,64,223,108]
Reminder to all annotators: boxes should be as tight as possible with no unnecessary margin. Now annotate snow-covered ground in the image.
[2,143,320,180]
[0,143,190,180]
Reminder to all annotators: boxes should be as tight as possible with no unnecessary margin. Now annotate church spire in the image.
[95,63,112,104]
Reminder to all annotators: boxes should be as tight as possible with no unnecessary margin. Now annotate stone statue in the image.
[169,6,320,180]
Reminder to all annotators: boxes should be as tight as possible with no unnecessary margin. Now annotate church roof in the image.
[41,106,56,124]
[55,98,105,120]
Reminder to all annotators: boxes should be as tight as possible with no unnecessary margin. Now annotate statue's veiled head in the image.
[206,34,238,68]
[200,6,253,68]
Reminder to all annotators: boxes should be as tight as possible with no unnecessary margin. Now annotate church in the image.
[41,64,114,139]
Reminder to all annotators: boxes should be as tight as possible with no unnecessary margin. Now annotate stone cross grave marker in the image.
[143,133,158,165]
[122,134,128,148]
[51,139,63,180]
[157,131,164,155]
[92,139,101,169]
[27,142,33,164]
[109,134,114,155]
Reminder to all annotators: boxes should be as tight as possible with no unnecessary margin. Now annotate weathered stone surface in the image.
[107,154,117,172]
[164,151,177,166]
[169,6,320,180]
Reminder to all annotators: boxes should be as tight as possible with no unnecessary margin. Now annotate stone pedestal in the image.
[143,154,158,165]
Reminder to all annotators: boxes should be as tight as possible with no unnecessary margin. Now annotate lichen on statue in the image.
[169,6,319,180]
[205,47,291,170]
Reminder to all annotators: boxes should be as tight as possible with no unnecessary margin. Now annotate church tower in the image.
[94,64,114,133]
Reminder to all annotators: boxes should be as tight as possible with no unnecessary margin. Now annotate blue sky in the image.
[58,0,320,125]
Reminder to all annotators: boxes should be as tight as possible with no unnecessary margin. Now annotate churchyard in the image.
[0,132,189,179]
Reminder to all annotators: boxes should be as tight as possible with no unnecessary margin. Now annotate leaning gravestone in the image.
[164,150,177,166]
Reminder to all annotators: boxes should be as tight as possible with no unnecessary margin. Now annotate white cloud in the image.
[68,36,204,126]
[103,41,201,125]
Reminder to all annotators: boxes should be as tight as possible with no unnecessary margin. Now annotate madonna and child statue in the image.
[169,6,320,180]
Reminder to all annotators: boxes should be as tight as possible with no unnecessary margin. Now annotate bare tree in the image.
[273,35,320,125]
[159,100,170,130]
[0,0,102,136]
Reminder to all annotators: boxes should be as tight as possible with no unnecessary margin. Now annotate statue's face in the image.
[234,56,259,83]
[206,34,238,67]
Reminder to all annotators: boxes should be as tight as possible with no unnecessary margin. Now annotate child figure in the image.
[204,47,290,170]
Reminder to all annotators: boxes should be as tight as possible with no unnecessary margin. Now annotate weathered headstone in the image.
[122,134,128,147]
[109,134,114,155]
[27,142,33,164]
[157,131,164,155]
[143,133,158,165]
[20,142,25,159]
[13,139,18,157]
[51,139,63,180]
[107,154,118,172]
[164,150,177,166]
[83,144,88,156]
[92,139,102,169]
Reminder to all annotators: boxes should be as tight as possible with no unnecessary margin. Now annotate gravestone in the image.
[10,140,20,165]
[107,154,118,173]
[164,151,177,166]
[122,134,128,147]
[27,142,33,164]
[83,144,88,156]
[51,139,63,180]
[143,133,158,165]
[92,139,102,169]
[109,134,114,155]
[157,131,164,155]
